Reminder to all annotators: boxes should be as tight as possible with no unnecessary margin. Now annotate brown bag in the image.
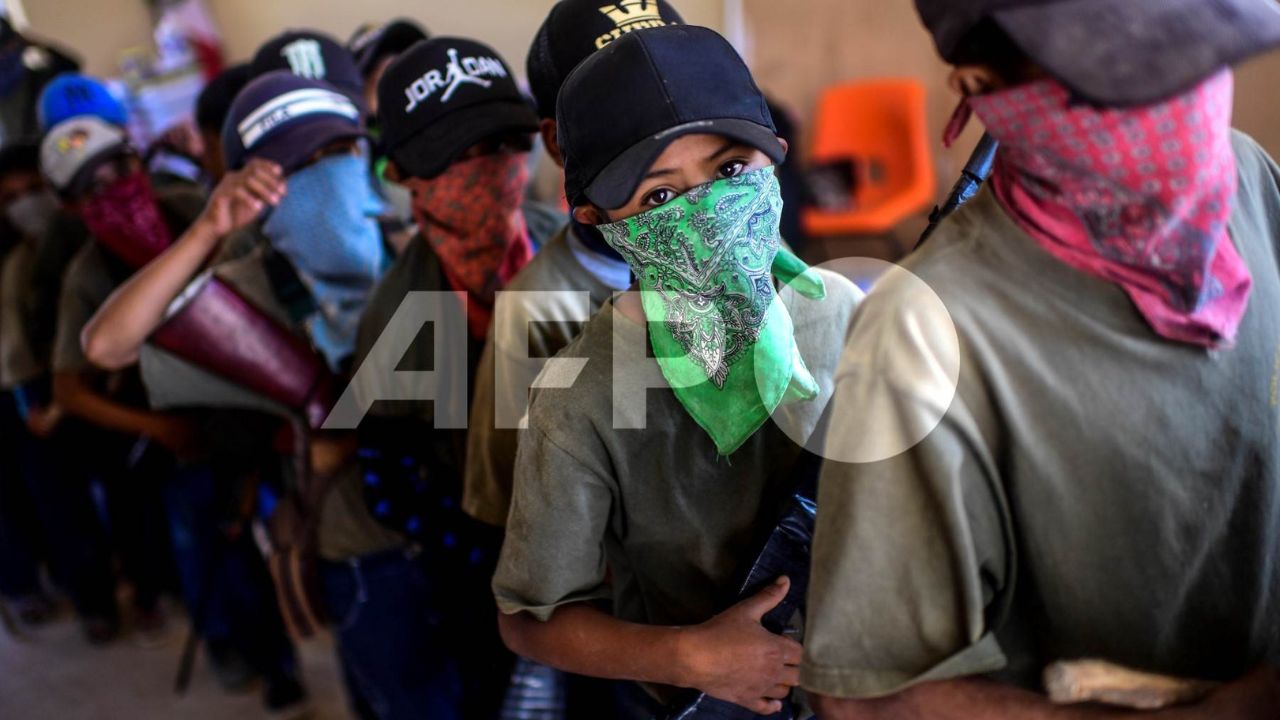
[264,422,336,640]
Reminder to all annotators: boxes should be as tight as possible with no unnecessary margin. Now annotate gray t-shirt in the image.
[53,184,207,374]
[464,225,624,527]
[494,269,861,671]
[801,131,1280,700]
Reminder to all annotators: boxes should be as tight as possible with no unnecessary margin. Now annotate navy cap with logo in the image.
[348,19,429,79]
[251,29,364,100]
[915,0,1280,107]
[527,0,684,120]
[557,25,783,210]
[222,71,366,174]
[376,37,538,180]
[195,63,253,133]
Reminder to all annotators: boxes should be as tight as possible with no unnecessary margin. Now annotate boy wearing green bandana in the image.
[492,26,861,718]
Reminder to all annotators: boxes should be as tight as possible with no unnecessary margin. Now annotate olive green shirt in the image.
[801,131,1280,699]
[464,226,623,527]
[53,185,207,374]
[494,269,861,703]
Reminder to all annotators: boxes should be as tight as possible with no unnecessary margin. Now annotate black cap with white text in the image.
[376,37,538,179]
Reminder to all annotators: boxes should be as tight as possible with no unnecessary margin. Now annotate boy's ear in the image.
[382,160,404,183]
[949,65,1003,96]
[572,204,605,226]
[539,119,564,169]
[777,137,790,158]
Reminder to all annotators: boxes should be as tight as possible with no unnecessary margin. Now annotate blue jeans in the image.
[4,414,116,619]
[165,465,296,678]
[0,391,41,599]
[321,547,462,720]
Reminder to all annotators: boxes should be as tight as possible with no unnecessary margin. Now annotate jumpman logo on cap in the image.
[441,48,492,102]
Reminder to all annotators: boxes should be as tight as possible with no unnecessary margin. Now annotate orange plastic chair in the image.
[801,79,936,236]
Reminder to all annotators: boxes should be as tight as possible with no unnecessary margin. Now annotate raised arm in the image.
[499,577,803,716]
[81,159,286,369]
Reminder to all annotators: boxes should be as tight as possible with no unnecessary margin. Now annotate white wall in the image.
[206,0,724,78]
[17,0,155,76]
[18,0,726,81]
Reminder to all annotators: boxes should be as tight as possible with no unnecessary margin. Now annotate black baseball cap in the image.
[195,63,253,133]
[916,0,1280,107]
[527,0,684,120]
[348,19,429,78]
[223,71,365,174]
[376,37,538,179]
[557,25,783,210]
[0,140,41,178]
[251,29,364,100]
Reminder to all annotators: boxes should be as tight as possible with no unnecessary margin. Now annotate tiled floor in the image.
[0,605,353,720]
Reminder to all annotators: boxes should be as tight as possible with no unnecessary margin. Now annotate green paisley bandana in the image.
[600,167,827,455]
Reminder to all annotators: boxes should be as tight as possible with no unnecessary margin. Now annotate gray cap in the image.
[915,0,1280,106]
[40,115,128,195]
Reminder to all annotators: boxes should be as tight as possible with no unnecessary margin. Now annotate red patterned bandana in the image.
[78,168,174,269]
[404,152,533,338]
[970,70,1251,349]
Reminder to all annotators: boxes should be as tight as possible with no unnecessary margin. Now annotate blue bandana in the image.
[263,153,387,369]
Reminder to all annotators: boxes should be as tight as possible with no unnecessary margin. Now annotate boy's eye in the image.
[718,160,747,178]
[644,188,677,207]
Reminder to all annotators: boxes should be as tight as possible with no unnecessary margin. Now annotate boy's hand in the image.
[25,404,63,439]
[196,159,286,239]
[680,576,802,715]
[1196,666,1280,720]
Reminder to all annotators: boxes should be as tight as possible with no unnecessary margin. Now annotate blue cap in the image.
[37,73,128,131]
[223,71,366,174]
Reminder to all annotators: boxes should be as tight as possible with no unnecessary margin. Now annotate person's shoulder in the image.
[1230,129,1280,208]
[524,301,618,427]
[155,180,208,226]
[62,241,108,286]
[888,190,1027,312]
[521,199,569,248]
[356,237,445,356]
[785,267,863,329]
[1,242,33,279]
[209,243,293,326]
[1230,129,1276,175]
[504,225,575,292]
[366,235,442,317]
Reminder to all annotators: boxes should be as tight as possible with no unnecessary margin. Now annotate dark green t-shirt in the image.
[494,269,862,681]
[801,131,1280,699]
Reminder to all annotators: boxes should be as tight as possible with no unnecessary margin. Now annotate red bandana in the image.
[969,71,1251,348]
[404,152,533,338]
[78,169,173,269]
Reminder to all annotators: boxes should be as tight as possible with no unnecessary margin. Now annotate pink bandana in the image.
[967,71,1252,348]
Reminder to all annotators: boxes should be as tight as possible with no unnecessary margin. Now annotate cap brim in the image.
[248,117,367,175]
[391,99,538,179]
[995,0,1280,107]
[65,144,130,198]
[583,118,785,209]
